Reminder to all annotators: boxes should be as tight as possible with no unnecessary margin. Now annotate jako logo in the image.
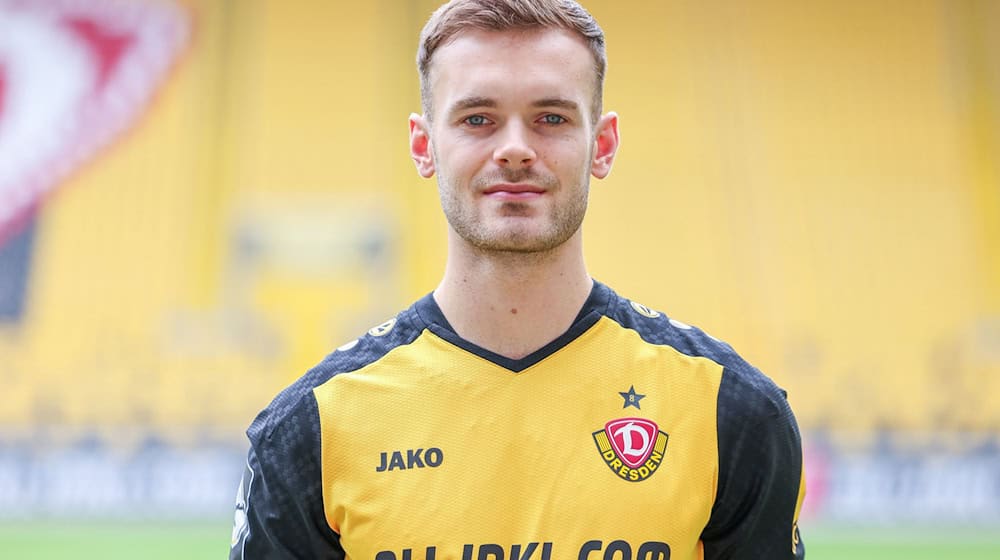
[376,448,443,472]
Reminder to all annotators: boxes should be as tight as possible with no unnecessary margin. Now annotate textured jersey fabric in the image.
[230,281,806,560]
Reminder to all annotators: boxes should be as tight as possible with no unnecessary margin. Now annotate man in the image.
[230,1,806,558]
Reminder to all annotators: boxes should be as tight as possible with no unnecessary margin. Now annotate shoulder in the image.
[600,283,789,424]
[247,302,429,445]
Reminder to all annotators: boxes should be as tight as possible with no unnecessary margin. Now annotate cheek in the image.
[554,134,590,161]
[548,143,588,174]
[437,138,484,171]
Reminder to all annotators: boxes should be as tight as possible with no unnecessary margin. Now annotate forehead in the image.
[429,28,596,114]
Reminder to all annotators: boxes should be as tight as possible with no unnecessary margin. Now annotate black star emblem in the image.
[619,385,646,410]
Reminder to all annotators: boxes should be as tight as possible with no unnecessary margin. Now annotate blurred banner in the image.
[0,445,241,519]
[1,440,998,524]
[0,0,998,527]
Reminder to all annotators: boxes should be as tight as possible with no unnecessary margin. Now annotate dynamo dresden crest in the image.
[593,418,668,482]
[0,0,189,246]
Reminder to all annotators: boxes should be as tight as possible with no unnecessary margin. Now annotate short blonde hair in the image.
[417,0,607,123]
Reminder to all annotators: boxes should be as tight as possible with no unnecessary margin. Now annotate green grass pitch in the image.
[0,521,227,560]
[0,522,998,559]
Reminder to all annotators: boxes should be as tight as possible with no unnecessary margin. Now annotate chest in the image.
[315,328,723,560]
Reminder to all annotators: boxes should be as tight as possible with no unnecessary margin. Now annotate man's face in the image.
[410,28,619,254]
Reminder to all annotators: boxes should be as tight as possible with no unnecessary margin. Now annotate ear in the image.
[409,113,435,178]
[591,111,620,179]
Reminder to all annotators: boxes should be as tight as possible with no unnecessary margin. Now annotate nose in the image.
[493,121,536,169]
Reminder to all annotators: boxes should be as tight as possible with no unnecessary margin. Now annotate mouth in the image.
[482,183,546,200]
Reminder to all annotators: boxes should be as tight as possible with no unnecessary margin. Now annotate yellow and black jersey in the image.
[231,281,806,560]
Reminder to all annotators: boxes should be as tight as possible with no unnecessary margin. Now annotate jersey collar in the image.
[412,280,612,373]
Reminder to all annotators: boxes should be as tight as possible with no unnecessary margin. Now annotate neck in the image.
[434,230,593,360]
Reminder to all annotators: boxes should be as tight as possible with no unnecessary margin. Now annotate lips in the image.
[482,183,545,195]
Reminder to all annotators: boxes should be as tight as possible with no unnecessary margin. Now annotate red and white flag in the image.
[0,0,189,246]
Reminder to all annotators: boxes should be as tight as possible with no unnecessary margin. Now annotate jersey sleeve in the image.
[701,367,806,559]
[230,391,344,560]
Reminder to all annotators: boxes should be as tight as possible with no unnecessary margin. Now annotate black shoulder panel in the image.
[236,394,343,559]
[700,369,804,559]
[233,301,428,559]
[249,302,427,443]
[599,282,805,559]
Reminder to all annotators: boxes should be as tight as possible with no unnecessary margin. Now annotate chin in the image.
[472,228,570,254]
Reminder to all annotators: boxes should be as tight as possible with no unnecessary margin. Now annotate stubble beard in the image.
[438,166,590,256]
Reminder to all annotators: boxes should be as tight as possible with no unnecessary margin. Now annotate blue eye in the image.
[541,114,566,125]
[465,115,488,126]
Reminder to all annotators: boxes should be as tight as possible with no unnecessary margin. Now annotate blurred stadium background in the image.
[0,0,998,557]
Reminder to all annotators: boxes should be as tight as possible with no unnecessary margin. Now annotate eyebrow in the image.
[445,96,581,116]
[447,96,497,115]
[531,98,580,113]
